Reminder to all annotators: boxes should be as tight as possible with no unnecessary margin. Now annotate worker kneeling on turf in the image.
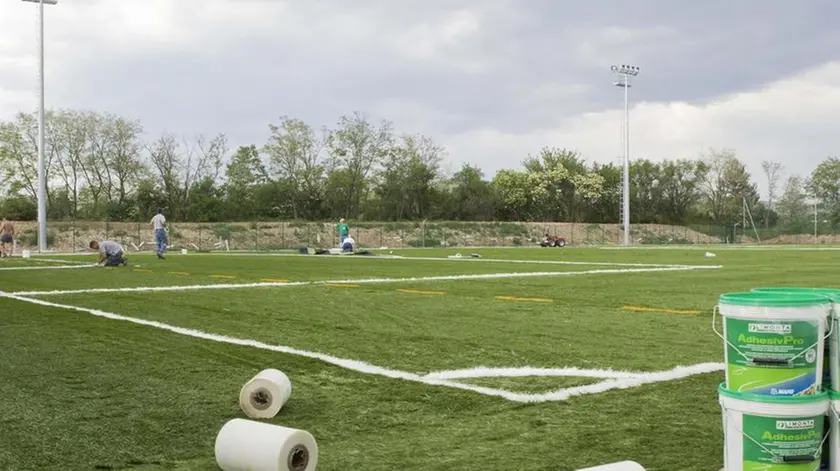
[341,235,355,252]
[90,239,128,267]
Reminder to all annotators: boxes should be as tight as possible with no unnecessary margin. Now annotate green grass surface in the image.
[2,247,838,470]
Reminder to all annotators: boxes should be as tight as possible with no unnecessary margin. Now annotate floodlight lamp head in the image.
[611,64,640,76]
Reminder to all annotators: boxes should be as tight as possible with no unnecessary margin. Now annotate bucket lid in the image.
[752,287,840,302]
[719,291,832,307]
[718,383,829,403]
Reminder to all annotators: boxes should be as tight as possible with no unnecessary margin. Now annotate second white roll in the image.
[239,368,293,419]
[215,418,318,471]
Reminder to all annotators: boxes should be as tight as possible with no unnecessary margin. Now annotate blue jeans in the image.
[155,229,168,254]
[104,251,126,266]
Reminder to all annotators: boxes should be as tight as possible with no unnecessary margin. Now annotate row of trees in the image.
[0,109,837,232]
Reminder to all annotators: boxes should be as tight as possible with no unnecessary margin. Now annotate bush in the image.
[16,230,57,247]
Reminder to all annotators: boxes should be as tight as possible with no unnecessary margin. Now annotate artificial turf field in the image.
[1,245,838,471]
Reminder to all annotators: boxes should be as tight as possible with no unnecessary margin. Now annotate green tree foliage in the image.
[0,107,837,235]
[807,157,840,224]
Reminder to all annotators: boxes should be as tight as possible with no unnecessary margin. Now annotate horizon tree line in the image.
[0,108,837,237]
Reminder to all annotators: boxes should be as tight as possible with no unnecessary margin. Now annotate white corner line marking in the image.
[9,265,722,297]
[0,263,96,271]
[422,366,650,380]
[0,290,723,403]
[212,252,710,268]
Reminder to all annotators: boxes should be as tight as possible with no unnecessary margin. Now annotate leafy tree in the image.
[807,157,840,224]
[776,175,810,232]
[264,117,326,219]
[761,160,783,228]
[326,112,392,218]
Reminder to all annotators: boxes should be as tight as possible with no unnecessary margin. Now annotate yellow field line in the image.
[261,278,289,283]
[322,283,360,288]
[211,275,237,279]
[168,271,190,276]
[396,289,446,295]
[132,269,153,273]
[495,296,554,303]
[622,305,701,315]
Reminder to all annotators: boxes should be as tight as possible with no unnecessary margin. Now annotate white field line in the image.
[600,245,840,251]
[24,257,93,266]
[10,265,722,297]
[423,366,650,380]
[35,248,711,269]
[0,263,96,272]
[23,251,717,268]
[198,252,705,268]
[0,290,723,403]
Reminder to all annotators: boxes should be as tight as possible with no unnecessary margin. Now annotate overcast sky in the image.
[2,0,839,198]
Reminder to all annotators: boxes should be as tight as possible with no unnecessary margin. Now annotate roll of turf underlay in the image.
[215,418,318,471]
[238,368,292,419]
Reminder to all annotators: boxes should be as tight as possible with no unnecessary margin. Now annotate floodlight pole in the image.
[22,0,57,251]
[611,64,639,246]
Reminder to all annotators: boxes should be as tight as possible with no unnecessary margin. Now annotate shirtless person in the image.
[0,218,14,258]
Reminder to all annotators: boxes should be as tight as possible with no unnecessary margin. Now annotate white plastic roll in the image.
[576,461,645,471]
[239,369,293,419]
[215,418,318,471]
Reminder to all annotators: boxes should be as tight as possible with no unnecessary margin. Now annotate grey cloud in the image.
[4,0,839,177]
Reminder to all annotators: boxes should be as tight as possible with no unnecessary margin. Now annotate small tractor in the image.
[539,235,567,248]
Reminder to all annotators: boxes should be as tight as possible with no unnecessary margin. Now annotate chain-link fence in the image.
[11,219,840,253]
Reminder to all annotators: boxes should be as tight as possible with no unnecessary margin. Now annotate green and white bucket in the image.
[715,292,832,396]
[829,390,840,471]
[719,384,829,470]
[752,288,840,392]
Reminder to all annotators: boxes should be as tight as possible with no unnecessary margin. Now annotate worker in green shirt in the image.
[337,218,349,245]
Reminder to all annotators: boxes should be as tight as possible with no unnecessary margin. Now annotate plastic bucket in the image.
[828,390,840,471]
[720,384,829,470]
[752,288,840,392]
[716,292,832,396]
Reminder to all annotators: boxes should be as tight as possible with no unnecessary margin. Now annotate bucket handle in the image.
[712,304,834,365]
[722,402,830,462]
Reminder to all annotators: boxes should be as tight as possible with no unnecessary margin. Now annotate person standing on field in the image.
[151,208,168,259]
[336,217,349,245]
[0,218,14,258]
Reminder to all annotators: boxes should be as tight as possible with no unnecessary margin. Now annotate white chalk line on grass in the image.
[0,263,96,272]
[26,257,94,266]
[0,289,723,403]
[181,252,704,268]
[600,245,840,251]
[10,264,722,297]
[20,248,713,269]
[423,366,654,380]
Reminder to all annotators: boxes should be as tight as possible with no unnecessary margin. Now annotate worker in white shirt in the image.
[151,208,168,259]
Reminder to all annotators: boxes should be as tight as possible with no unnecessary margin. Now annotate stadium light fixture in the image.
[611,64,640,246]
[22,0,58,251]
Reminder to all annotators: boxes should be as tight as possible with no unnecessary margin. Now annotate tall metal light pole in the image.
[22,0,57,251]
[611,64,640,246]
